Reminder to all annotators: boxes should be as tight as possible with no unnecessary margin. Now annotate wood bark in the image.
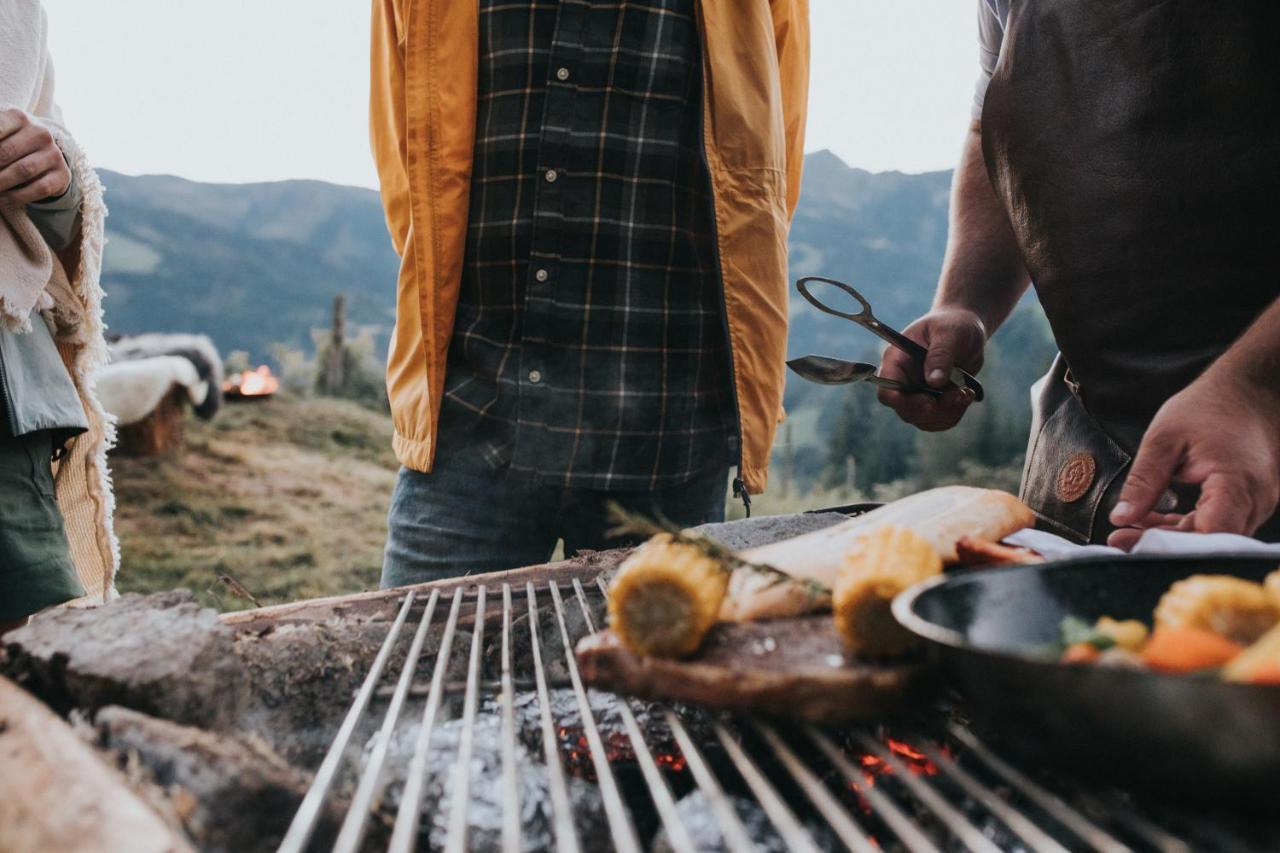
[0,675,192,853]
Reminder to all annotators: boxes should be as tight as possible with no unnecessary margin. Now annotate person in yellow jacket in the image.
[370,0,810,584]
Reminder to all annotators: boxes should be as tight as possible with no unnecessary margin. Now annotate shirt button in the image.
[556,67,571,82]
[544,169,559,183]
[528,369,543,384]
[534,268,549,283]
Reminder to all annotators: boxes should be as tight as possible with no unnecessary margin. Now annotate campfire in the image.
[223,364,280,401]
[4,529,1279,852]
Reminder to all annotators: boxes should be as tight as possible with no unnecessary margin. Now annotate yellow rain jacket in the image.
[370,0,810,494]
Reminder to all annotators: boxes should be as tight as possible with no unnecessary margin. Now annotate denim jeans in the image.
[381,451,729,588]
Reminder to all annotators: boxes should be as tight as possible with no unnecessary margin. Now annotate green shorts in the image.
[0,430,83,623]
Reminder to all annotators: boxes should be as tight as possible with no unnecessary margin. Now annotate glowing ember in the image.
[223,365,279,398]
[851,736,944,789]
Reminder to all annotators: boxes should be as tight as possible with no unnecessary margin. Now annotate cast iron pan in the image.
[894,554,1280,806]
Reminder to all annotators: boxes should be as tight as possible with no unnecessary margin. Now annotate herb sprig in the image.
[607,503,830,599]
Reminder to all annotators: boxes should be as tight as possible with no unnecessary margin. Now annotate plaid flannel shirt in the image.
[438,0,737,492]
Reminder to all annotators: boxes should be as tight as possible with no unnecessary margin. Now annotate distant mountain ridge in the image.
[97,152,958,364]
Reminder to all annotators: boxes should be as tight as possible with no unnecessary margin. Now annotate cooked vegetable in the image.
[834,526,943,658]
[1096,617,1149,651]
[1059,616,1116,651]
[1061,643,1102,664]
[1154,575,1280,646]
[608,535,729,658]
[1140,627,1244,674]
[1223,621,1280,685]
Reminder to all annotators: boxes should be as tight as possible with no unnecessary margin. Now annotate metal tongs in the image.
[787,276,985,401]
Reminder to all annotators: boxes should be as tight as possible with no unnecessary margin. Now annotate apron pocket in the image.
[1020,369,1131,544]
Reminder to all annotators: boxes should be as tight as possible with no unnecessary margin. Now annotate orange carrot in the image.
[1140,627,1244,673]
[1061,643,1102,664]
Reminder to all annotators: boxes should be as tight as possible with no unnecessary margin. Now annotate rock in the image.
[2,591,248,729]
[95,706,348,853]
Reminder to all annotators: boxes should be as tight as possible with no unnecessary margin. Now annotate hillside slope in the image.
[111,396,397,611]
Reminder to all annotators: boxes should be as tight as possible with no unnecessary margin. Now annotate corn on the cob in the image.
[608,534,729,658]
[1223,621,1280,683]
[1154,575,1280,646]
[833,526,943,658]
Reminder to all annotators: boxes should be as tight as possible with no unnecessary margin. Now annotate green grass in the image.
[111,395,397,612]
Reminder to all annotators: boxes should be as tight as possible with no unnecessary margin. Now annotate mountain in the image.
[99,171,399,361]
[97,153,1057,494]
[98,152,960,363]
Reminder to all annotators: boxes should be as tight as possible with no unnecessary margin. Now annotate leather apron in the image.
[982,0,1280,543]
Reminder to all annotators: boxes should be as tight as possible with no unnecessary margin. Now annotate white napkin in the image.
[1005,528,1280,561]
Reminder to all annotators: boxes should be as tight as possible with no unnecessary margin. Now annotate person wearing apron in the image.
[877,1,1280,546]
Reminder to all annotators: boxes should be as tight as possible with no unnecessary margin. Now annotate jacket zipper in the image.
[694,8,750,517]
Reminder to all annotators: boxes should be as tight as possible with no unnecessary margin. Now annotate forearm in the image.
[932,124,1030,335]
[26,168,81,252]
[1203,296,1280,410]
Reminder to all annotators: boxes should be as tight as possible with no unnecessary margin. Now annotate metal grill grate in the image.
[276,579,1279,853]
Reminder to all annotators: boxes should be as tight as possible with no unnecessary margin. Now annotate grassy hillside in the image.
[111,396,397,611]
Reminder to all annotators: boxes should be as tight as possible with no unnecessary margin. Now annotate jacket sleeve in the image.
[369,0,412,257]
[771,0,811,221]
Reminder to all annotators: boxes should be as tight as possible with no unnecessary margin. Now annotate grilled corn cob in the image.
[1223,621,1280,684]
[834,526,943,658]
[608,534,729,658]
[1154,575,1280,646]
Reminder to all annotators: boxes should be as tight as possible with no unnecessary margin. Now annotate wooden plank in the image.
[220,548,629,630]
[0,675,193,853]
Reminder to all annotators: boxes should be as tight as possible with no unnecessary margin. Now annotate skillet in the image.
[893,554,1280,806]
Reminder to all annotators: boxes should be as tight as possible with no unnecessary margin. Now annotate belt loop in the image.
[732,475,752,518]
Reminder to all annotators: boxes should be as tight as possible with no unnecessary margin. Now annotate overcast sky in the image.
[43,0,978,189]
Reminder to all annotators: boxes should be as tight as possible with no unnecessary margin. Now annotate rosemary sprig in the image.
[607,503,831,598]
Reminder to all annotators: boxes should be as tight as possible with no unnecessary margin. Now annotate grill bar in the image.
[278,591,417,853]
[525,582,580,853]
[919,742,1069,853]
[333,589,440,853]
[546,581,642,853]
[665,710,758,851]
[946,724,1131,853]
[806,725,944,853]
[444,585,487,853]
[855,731,1003,853]
[578,578,697,853]
[713,722,824,853]
[752,720,878,853]
[499,584,522,853]
[389,588,465,853]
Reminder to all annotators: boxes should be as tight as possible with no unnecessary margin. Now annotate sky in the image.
[43,0,979,189]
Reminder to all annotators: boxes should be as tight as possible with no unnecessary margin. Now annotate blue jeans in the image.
[381,452,729,588]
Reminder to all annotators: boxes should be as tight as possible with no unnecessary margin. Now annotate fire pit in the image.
[5,516,1279,852]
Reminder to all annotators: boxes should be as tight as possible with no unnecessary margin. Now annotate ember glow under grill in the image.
[275,577,1278,853]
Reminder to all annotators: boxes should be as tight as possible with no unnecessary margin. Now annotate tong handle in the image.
[869,318,987,401]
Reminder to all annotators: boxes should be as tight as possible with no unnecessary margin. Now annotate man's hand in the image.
[1108,372,1280,549]
[876,307,987,432]
[0,108,71,206]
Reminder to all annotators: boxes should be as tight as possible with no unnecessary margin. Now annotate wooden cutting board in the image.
[575,616,930,724]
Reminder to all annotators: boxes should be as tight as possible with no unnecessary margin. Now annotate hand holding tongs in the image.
[787,276,985,401]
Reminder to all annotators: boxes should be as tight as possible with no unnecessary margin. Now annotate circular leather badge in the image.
[1056,452,1096,504]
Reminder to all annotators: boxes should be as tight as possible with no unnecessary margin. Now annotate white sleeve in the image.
[972,0,1008,123]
